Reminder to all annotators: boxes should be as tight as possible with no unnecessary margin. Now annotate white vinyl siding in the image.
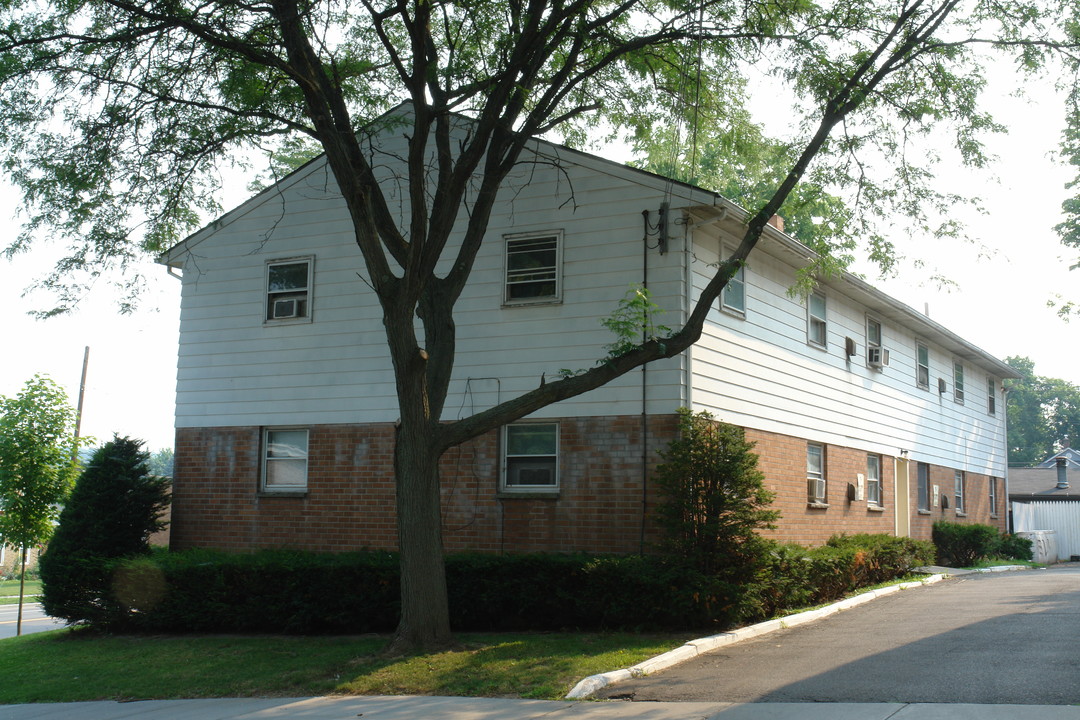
[688,224,1010,478]
[172,125,688,430]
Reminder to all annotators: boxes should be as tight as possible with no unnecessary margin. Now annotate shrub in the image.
[748,534,935,621]
[40,437,171,624]
[931,521,1000,567]
[994,533,1034,561]
[653,408,779,580]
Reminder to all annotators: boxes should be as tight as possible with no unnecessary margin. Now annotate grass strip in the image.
[0,630,685,704]
[0,580,42,606]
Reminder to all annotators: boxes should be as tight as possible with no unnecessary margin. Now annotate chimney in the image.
[1057,456,1069,490]
[767,214,785,232]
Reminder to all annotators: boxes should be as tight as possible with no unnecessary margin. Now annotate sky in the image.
[0,67,1077,453]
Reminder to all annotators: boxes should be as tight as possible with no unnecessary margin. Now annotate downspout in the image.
[1003,387,1012,533]
[639,210,650,555]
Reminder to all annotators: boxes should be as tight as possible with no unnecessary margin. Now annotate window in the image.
[953,361,965,404]
[916,342,930,389]
[954,470,965,514]
[262,428,308,492]
[807,443,827,505]
[807,292,827,348]
[505,232,561,303]
[987,377,996,415]
[502,423,559,490]
[989,476,999,517]
[867,454,882,507]
[266,259,312,321]
[721,255,746,314]
[866,317,887,368]
[917,462,930,511]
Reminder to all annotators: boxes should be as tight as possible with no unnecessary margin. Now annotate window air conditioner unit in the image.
[272,298,299,319]
[867,347,890,368]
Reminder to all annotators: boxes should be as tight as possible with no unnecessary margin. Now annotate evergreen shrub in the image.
[994,533,1034,561]
[40,437,171,624]
[931,521,1001,567]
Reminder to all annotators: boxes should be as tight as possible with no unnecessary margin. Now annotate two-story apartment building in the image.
[159,111,1014,555]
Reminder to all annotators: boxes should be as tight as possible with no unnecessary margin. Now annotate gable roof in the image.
[1037,448,1080,469]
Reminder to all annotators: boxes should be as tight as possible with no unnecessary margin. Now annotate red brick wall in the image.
[171,415,677,555]
[907,465,1006,540]
[750,428,897,546]
[171,416,1004,554]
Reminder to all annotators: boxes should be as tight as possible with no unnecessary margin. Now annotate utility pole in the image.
[72,346,89,462]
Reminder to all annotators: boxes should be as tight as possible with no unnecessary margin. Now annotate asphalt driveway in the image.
[597,565,1080,705]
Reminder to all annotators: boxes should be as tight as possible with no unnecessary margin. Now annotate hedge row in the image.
[78,534,934,635]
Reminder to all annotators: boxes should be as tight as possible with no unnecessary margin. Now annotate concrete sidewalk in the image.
[4,696,1080,720]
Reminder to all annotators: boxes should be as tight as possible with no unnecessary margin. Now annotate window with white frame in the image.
[807,443,827,504]
[505,232,561,303]
[266,258,312,321]
[989,476,999,517]
[954,470,965,514]
[953,361,965,404]
[916,342,930,390]
[807,292,827,348]
[866,317,887,369]
[502,423,559,490]
[721,255,746,314]
[917,462,930,511]
[987,377,996,415]
[867,454,882,507]
[262,428,309,492]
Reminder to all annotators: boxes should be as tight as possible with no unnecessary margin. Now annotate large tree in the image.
[1,0,1077,650]
[1006,356,1080,465]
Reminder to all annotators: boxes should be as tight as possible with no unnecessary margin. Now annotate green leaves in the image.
[0,375,81,549]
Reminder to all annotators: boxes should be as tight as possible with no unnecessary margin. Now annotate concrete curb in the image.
[564,573,947,700]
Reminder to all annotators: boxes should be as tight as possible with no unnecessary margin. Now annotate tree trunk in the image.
[388,413,452,653]
[16,545,26,637]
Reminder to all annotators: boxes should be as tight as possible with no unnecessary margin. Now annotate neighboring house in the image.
[158,109,1015,555]
[1011,451,1079,561]
[0,542,39,578]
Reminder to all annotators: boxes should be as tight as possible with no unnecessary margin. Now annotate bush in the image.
[653,408,779,580]
[994,533,1034,561]
[931,521,1000,567]
[748,534,935,621]
[40,437,171,624]
[58,539,933,634]
[87,549,743,634]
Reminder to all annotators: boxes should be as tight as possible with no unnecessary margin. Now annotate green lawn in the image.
[0,579,42,605]
[0,630,686,704]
